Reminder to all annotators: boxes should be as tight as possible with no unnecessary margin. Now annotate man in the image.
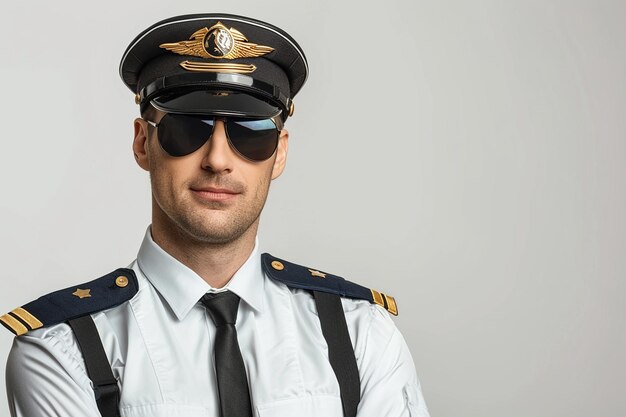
[2,13,430,417]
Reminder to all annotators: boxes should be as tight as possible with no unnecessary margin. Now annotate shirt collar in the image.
[136,226,265,320]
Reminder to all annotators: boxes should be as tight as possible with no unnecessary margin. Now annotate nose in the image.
[200,120,234,173]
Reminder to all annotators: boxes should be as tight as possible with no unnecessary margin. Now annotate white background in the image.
[1,1,625,416]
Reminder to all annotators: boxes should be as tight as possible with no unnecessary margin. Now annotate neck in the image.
[150,210,258,289]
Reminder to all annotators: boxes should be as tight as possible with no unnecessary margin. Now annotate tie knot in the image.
[200,291,241,326]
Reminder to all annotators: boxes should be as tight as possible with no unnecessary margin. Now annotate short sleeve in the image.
[355,306,430,417]
[5,324,101,417]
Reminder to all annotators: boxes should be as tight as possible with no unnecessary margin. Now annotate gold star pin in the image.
[308,269,327,278]
[72,288,91,299]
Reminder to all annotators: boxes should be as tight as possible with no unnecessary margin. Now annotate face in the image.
[132,109,289,245]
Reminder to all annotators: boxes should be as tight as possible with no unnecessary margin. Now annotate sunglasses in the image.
[145,113,283,161]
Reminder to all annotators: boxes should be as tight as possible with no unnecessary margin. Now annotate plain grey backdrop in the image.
[1,1,624,416]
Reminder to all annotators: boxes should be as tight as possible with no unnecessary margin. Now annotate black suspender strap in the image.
[313,291,361,417]
[68,315,121,417]
[65,292,359,417]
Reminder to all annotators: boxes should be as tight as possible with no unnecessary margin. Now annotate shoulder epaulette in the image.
[0,268,138,336]
[261,253,398,315]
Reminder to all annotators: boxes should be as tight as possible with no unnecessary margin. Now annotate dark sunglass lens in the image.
[226,119,279,161]
[158,114,215,157]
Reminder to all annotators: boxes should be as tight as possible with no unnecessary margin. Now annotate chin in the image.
[179,216,251,245]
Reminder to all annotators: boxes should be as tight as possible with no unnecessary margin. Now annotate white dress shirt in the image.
[5,226,430,417]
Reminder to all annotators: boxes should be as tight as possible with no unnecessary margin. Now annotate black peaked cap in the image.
[119,13,308,120]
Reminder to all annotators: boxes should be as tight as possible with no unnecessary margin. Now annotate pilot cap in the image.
[119,13,308,120]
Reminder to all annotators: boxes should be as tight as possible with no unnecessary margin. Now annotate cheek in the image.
[249,163,275,199]
[148,150,195,199]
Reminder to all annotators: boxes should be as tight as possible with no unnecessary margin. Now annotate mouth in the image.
[190,186,240,202]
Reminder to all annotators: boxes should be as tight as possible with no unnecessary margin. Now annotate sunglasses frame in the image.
[145,113,284,162]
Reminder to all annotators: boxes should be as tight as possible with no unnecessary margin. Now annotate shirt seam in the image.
[40,327,95,394]
[255,392,341,409]
[354,303,377,363]
[119,402,212,411]
[127,285,166,402]
[357,306,401,402]
[281,282,307,393]
[367,307,399,359]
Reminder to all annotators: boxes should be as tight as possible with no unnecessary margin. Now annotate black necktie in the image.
[201,291,253,417]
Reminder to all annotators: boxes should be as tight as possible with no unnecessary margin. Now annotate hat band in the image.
[139,72,291,117]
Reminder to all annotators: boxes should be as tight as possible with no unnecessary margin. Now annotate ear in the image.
[133,118,151,171]
[271,128,289,180]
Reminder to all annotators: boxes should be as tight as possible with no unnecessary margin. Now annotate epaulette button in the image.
[115,276,129,288]
[271,261,284,271]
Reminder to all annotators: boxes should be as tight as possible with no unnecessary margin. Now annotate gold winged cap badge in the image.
[159,22,274,60]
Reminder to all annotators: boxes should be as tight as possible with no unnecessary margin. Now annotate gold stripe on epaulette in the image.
[371,289,385,307]
[0,313,28,336]
[11,308,43,330]
[383,294,398,316]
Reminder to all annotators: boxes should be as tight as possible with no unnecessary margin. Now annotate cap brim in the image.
[150,90,282,119]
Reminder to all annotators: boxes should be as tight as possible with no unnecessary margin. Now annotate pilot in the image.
[2,13,430,417]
